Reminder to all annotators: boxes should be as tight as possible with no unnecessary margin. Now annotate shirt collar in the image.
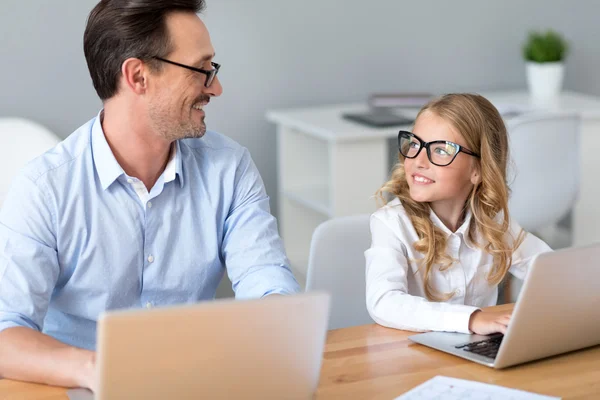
[172,140,184,187]
[164,141,184,187]
[429,207,477,250]
[91,111,124,191]
[91,111,185,190]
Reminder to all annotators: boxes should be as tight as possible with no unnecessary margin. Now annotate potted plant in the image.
[523,30,568,105]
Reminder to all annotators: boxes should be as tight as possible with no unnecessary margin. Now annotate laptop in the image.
[409,243,600,369]
[68,291,330,400]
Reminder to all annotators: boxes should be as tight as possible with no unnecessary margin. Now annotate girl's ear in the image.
[470,163,482,185]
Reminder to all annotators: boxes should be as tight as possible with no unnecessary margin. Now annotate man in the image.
[0,0,299,391]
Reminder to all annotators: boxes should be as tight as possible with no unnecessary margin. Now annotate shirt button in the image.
[147,255,154,263]
[147,201,152,208]
[145,302,153,309]
[127,178,133,184]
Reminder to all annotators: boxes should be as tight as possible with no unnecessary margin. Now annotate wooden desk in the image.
[1,305,599,399]
[318,303,600,399]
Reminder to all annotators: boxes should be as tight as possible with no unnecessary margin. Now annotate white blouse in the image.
[365,198,552,333]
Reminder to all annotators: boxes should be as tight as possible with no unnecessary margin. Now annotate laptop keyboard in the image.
[455,334,504,359]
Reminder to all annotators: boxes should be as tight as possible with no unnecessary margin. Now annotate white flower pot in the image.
[526,62,565,106]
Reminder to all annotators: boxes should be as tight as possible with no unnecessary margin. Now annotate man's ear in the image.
[120,58,148,95]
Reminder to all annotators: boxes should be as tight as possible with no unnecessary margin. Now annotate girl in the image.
[365,93,551,335]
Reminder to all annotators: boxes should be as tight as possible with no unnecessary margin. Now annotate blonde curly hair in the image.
[378,93,524,301]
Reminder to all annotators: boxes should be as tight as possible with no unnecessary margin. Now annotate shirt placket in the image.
[448,233,467,304]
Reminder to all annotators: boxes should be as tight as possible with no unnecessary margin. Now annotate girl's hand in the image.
[468,310,512,335]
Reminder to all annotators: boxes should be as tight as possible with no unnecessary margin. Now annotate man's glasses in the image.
[152,57,221,88]
[398,131,480,167]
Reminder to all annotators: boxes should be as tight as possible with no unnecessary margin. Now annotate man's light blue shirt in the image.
[0,114,299,350]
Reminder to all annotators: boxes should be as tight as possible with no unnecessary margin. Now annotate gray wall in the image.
[2,0,599,217]
[206,0,600,220]
[1,1,599,297]
[1,1,103,133]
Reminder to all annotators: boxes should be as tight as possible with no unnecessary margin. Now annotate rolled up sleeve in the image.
[221,149,300,299]
[0,174,59,334]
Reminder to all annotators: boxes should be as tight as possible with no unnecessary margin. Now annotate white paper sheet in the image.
[395,376,560,400]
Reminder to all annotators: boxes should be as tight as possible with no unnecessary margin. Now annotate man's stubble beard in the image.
[148,103,206,142]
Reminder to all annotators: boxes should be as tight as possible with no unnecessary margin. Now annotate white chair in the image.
[0,118,61,208]
[504,112,580,303]
[507,112,581,236]
[306,214,373,330]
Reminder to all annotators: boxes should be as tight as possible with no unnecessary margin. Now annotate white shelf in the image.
[279,196,329,290]
[267,104,414,142]
[282,184,331,217]
[268,91,600,143]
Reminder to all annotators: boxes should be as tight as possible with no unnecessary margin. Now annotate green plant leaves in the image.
[522,30,568,63]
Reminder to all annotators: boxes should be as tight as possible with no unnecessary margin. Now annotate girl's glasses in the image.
[398,131,480,167]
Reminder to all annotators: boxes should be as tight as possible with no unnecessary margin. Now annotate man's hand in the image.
[77,350,97,392]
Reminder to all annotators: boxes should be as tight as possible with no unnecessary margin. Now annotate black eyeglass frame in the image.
[152,56,221,88]
[398,130,480,167]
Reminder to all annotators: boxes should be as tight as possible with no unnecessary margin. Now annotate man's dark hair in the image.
[84,0,206,100]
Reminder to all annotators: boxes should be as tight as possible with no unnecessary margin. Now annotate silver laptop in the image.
[409,243,600,369]
[68,292,330,400]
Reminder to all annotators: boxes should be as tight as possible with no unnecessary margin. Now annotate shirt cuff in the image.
[261,288,295,297]
[0,319,35,335]
[441,305,481,334]
[234,266,300,300]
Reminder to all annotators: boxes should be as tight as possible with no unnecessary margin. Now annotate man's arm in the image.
[0,327,95,390]
[0,175,95,389]
[221,148,300,299]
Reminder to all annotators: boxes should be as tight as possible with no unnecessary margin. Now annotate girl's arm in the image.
[365,214,479,333]
[508,218,553,280]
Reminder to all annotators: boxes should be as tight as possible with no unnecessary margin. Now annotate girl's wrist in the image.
[468,310,481,333]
